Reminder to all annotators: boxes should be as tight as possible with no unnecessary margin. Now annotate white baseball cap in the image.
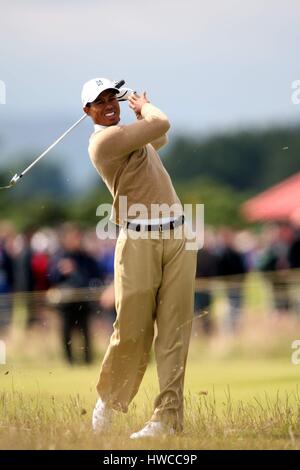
[81,78,120,107]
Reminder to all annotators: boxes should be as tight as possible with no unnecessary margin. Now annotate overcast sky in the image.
[1,0,300,133]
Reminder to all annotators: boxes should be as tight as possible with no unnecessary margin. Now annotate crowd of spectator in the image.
[195,223,300,335]
[0,221,115,364]
[1,220,300,363]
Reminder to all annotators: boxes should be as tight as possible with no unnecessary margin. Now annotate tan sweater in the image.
[88,103,183,225]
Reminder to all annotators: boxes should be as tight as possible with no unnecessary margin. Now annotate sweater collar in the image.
[94,120,123,133]
[94,124,107,133]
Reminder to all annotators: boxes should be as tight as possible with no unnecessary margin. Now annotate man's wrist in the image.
[140,102,152,118]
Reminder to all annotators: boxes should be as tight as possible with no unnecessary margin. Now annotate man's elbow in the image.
[88,144,102,168]
[147,114,171,135]
[163,134,169,145]
[156,114,171,133]
[159,134,169,149]
[161,117,171,134]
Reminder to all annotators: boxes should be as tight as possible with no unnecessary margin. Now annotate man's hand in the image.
[57,258,76,276]
[99,282,115,310]
[128,92,150,119]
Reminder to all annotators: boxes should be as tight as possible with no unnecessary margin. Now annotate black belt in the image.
[126,215,185,232]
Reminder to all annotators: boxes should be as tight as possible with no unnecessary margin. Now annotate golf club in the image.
[0,79,126,190]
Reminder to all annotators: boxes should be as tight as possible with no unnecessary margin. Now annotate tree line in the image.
[1,123,300,229]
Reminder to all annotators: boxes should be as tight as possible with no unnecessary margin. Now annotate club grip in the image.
[115,79,125,89]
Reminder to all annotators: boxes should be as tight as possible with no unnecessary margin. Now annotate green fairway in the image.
[1,357,299,402]
[1,355,300,450]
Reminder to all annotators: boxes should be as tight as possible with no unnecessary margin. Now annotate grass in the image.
[1,354,300,450]
[1,288,300,450]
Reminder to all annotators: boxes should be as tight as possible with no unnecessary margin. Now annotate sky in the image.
[1,0,300,131]
[0,0,300,189]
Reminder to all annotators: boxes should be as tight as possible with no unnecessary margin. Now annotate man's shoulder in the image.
[89,124,125,151]
[90,124,125,140]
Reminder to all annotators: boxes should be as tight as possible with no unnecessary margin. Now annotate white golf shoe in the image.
[92,398,112,433]
[130,421,175,439]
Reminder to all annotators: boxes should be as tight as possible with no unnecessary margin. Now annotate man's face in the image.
[62,228,82,251]
[83,89,120,126]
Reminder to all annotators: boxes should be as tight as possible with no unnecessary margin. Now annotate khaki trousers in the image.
[96,223,197,431]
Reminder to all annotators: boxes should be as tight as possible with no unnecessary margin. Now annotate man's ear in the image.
[83,106,90,115]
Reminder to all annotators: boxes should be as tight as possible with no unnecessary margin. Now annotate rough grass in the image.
[1,356,300,450]
[1,301,300,450]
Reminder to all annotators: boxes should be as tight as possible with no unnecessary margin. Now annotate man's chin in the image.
[103,117,120,126]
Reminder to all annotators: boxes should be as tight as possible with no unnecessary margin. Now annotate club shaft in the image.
[12,79,125,184]
[19,114,87,178]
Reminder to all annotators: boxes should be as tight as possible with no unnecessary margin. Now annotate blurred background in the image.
[1,0,300,366]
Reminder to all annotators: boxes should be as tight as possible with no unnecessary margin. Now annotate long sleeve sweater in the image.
[88,103,183,225]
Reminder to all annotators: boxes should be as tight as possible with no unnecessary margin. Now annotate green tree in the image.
[164,125,300,191]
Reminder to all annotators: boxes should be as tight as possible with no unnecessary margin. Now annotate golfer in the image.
[82,78,197,439]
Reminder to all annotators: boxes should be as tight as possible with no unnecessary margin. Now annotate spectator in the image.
[0,228,14,333]
[288,222,300,315]
[81,231,117,328]
[195,228,218,335]
[48,223,104,364]
[288,228,300,269]
[217,228,247,332]
[13,226,39,327]
[258,224,294,314]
